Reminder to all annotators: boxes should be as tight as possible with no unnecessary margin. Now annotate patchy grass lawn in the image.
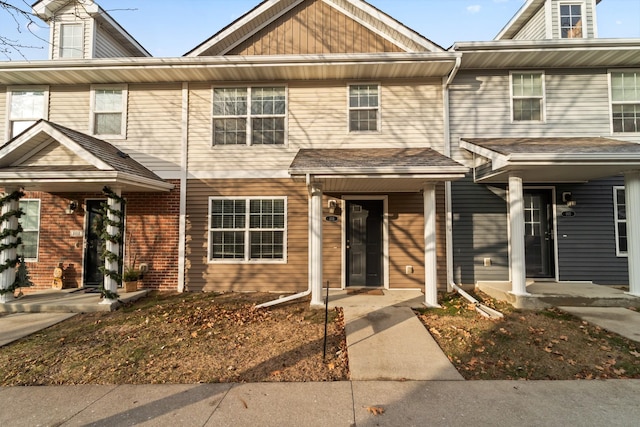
[0,292,348,385]
[416,292,640,380]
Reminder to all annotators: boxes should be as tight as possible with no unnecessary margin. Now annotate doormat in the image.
[347,289,384,295]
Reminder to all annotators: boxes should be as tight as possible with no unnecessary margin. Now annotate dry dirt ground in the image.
[416,292,640,380]
[0,292,348,385]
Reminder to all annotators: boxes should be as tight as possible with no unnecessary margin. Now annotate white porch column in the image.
[0,188,19,303]
[508,175,528,295]
[101,188,122,303]
[423,184,439,307]
[625,171,640,297]
[310,183,324,307]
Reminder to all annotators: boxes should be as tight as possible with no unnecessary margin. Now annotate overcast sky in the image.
[1,0,639,60]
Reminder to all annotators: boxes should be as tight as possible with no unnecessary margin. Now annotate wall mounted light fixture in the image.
[65,200,79,215]
[562,192,576,208]
[328,200,338,214]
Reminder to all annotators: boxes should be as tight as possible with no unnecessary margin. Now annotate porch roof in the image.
[461,137,640,183]
[0,120,173,192]
[289,147,468,192]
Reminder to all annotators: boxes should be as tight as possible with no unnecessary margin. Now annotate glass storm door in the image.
[83,200,105,287]
[346,200,383,287]
[524,190,555,278]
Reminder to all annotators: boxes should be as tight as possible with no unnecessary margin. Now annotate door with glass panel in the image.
[524,190,555,278]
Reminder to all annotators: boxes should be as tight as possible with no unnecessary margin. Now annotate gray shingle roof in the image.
[290,148,464,171]
[462,137,640,156]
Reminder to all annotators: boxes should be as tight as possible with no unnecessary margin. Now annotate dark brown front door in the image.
[524,190,555,278]
[83,200,105,288]
[346,200,383,287]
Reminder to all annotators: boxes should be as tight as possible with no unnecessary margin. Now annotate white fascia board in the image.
[289,167,469,176]
[453,38,640,51]
[509,153,640,162]
[187,0,296,57]
[339,0,443,52]
[494,0,543,40]
[113,172,175,191]
[0,171,173,192]
[92,6,151,57]
[305,173,468,180]
[459,139,507,163]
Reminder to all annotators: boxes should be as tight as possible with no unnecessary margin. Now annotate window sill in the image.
[208,259,287,265]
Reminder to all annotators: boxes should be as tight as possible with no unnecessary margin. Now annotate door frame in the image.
[82,198,106,288]
[341,195,389,289]
[522,186,559,281]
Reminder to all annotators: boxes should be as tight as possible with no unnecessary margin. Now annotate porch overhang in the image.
[460,137,640,183]
[289,148,468,192]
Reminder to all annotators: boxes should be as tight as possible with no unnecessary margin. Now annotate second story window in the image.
[213,87,286,146]
[8,87,48,139]
[511,72,545,122]
[560,3,583,38]
[611,71,640,133]
[91,85,127,137]
[59,23,83,59]
[349,84,379,132]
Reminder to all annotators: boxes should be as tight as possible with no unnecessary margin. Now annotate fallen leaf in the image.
[366,406,385,416]
[630,350,640,357]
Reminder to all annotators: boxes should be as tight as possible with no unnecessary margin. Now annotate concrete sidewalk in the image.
[1,380,639,426]
[0,312,76,346]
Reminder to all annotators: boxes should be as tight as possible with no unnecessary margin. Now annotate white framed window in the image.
[212,86,286,145]
[610,71,640,134]
[559,3,584,39]
[348,84,380,132]
[511,72,545,122]
[18,199,41,261]
[59,23,83,58]
[90,85,127,137]
[208,197,287,263]
[614,187,628,257]
[7,87,49,139]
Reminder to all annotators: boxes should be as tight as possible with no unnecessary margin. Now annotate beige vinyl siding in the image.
[0,87,6,142]
[94,25,132,58]
[185,178,309,293]
[449,70,614,163]
[188,80,444,173]
[48,86,90,132]
[229,0,403,55]
[513,5,547,40]
[22,142,90,166]
[551,0,595,39]
[126,83,183,172]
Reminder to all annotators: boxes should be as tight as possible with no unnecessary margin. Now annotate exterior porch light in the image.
[65,200,79,215]
[562,192,576,208]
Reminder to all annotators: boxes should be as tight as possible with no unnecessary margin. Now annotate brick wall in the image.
[9,181,180,292]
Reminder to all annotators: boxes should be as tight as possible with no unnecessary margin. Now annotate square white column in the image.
[625,171,640,297]
[0,188,19,303]
[423,184,439,307]
[101,188,122,303]
[309,183,324,307]
[508,175,528,296]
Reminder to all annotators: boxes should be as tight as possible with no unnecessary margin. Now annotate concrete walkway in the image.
[559,306,640,342]
[0,312,76,346]
[1,380,639,426]
[330,289,463,381]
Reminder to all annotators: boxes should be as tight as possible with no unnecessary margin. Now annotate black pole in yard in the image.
[323,280,329,361]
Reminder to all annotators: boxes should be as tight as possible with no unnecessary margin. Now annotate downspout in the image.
[444,56,503,319]
[256,173,313,309]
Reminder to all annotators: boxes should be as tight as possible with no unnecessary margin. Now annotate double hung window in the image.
[8,88,48,139]
[209,197,286,262]
[559,4,583,38]
[59,23,83,58]
[511,73,545,121]
[349,84,379,132]
[91,85,127,137]
[614,187,627,256]
[18,199,41,261]
[611,71,640,133]
[212,87,286,145]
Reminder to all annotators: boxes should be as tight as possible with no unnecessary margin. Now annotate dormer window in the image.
[560,3,583,39]
[59,23,84,58]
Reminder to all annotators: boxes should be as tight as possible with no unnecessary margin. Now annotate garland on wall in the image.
[0,190,33,295]
[95,186,125,300]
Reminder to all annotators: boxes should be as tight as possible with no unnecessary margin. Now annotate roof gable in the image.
[186,0,443,56]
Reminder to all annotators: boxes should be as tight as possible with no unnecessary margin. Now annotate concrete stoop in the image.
[477,281,640,310]
[0,288,150,313]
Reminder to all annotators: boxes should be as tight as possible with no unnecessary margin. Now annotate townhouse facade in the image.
[0,0,638,306]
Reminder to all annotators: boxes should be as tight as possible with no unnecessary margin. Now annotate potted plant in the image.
[122,265,140,292]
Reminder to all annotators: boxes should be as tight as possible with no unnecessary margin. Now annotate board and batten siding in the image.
[452,176,509,285]
[94,25,132,58]
[513,4,547,40]
[187,80,444,174]
[449,69,612,164]
[126,83,183,173]
[556,177,629,284]
[185,178,309,293]
[228,0,403,55]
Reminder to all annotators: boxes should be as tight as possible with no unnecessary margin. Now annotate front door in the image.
[346,200,383,287]
[83,200,105,288]
[524,190,555,278]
